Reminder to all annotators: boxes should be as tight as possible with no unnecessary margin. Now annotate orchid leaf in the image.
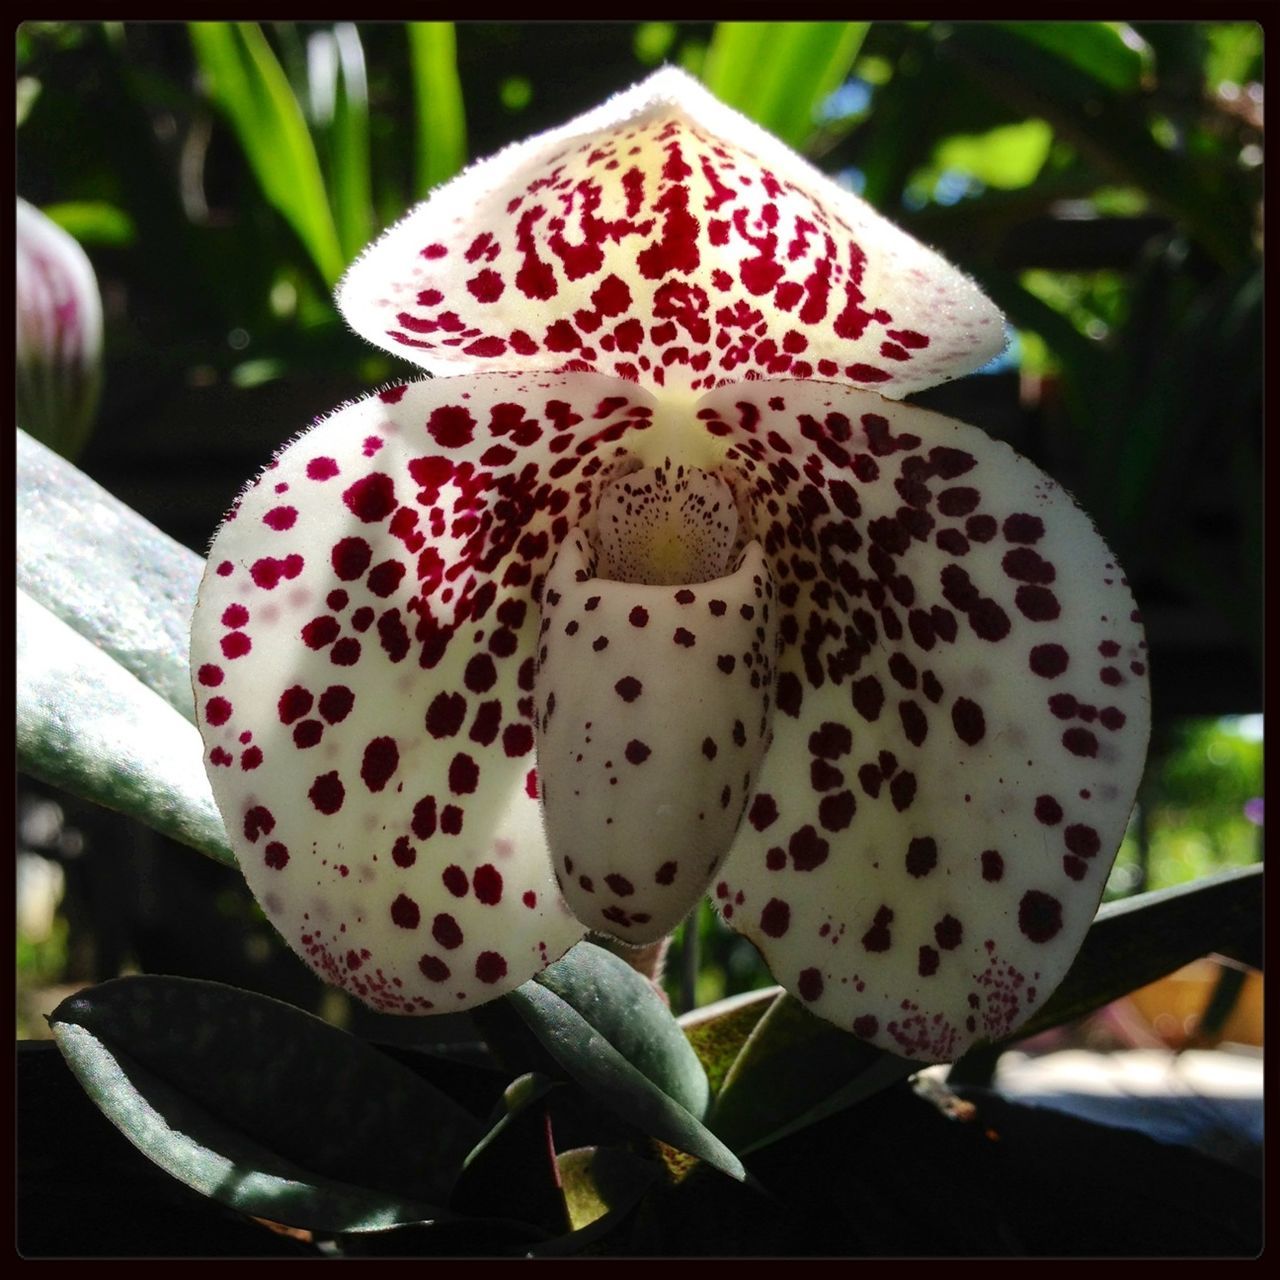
[677,987,779,1095]
[702,22,869,150]
[505,944,742,1181]
[189,21,345,285]
[408,22,466,196]
[17,590,234,866]
[49,976,483,1232]
[17,428,204,723]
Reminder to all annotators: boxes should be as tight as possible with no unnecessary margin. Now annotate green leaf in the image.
[41,199,136,247]
[17,590,234,866]
[408,22,466,197]
[709,992,918,1155]
[932,118,1054,190]
[1008,864,1262,1044]
[505,944,743,1182]
[555,1145,660,1234]
[677,987,778,1096]
[703,21,869,149]
[1000,21,1152,94]
[307,23,373,260]
[189,22,345,285]
[50,976,485,1232]
[17,429,204,723]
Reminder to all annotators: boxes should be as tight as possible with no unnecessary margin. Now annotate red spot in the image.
[476,951,508,984]
[367,560,406,598]
[278,685,313,724]
[1062,727,1099,758]
[1064,824,1101,858]
[427,691,466,739]
[473,864,503,905]
[1003,513,1045,544]
[343,473,396,522]
[522,890,537,908]
[1030,644,1069,678]
[240,747,263,770]
[1018,890,1063,943]
[221,604,249,628]
[432,913,463,949]
[905,836,937,877]
[655,861,677,885]
[951,697,986,745]
[1016,585,1061,621]
[264,842,289,870]
[391,894,420,929]
[361,737,399,792]
[797,968,824,1001]
[861,904,894,952]
[918,946,940,977]
[1100,706,1126,731]
[319,685,355,723]
[205,697,232,726]
[853,1015,879,1039]
[981,850,1004,881]
[749,793,778,831]
[419,955,450,982]
[1003,547,1056,584]
[819,791,856,831]
[243,805,275,842]
[197,664,224,687]
[625,739,651,765]
[293,719,323,748]
[449,753,480,794]
[809,722,852,759]
[502,723,534,757]
[1034,795,1063,825]
[307,456,339,480]
[615,676,642,702]
[216,560,233,576]
[392,837,416,868]
[934,914,963,949]
[332,537,372,581]
[937,487,980,517]
[629,606,649,628]
[889,770,917,812]
[605,873,635,898]
[464,653,497,693]
[851,675,884,722]
[264,506,297,531]
[309,771,345,814]
[760,898,791,937]
[789,825,829,871]
[331,637,361,666]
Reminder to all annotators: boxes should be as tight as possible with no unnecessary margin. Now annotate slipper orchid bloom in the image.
[192,69,1149,1062]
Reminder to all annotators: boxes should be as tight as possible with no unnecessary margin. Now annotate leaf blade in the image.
[408,22,467,197]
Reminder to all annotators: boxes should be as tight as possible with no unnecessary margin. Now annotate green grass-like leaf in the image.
[190,22,345,285]
[408,22,467,197]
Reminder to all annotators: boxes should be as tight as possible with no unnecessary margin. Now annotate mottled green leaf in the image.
[677,987,778,1095]
[17,428,203,723]
[50,976,484,1231]
[17,590,233,866]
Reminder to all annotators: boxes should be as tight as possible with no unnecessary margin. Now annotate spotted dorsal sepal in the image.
[535,529,778,943]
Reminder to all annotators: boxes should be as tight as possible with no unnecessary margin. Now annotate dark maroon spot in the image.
[776,671,802,717]
[1048,692,1078,720]
[701,737,718,760]
[1100,706,1126,731]
[432,913,463,949]
[278,685,313,723]
[502,723,534,758]
[797,968,824,1002]
[197,664,224,687]
[205,697,232,726]
[475,951,508,984]
[449,753,480,794]
[319,685,355,723]
[760,898,791,937]
[1064,855,1088,881]
[708,599,727,616]
[464,653,497,693]
[1003,547,1055,585]
[717,654,736,674]
[1064,824,1101,858]
[851,675,884,722]
[361,736,399,792]
[981,850,1004,881]
[367,559,406,598]
[853,1015,879,1039]
[809,722,852,759]
[331,637,361,666]
[411,795,437,839]
[625,739,651,764]
[899,700,928,747]
[819,790,856,831]
[921,670,943,703]
[264,842,289,870]
[1003,513,1045,544]
[889,770,917,812]
[937,487,979,517]
[1018,890,1063,943]
[427,405,475,448]
[391,894,420,929]
[474,863,503,904]
[419,955,450,982]
[392,836,416,868]
[1030,644,1069,678]
[331,537,372,581]
[343,472,396,522]
[240,747,263,770]
[243,805,275,842]
[442,865,468,897]
[673,627,695,647]
[629,606,649,628]
[888,652,918,689]
[1016,585,1060,622]
[293,719,323,749]
[918,946,940,977]
[605,873,634,898]
[789,825,829,871]
[675,588,695,604]
[1100,666,1123,686]
[951,697,986,745]
[934,914,963,950]
[302,615,340,649]
[655,861,677,885]
[427,691,466,738]
[749,793,778,830]
[615,676,642,702]
[1034,795,1063,825]
[308,771,345,814]
[905,836,937,878]
[1062,727,1099,758]
[861,904,894,952]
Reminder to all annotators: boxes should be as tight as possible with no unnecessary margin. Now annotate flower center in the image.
[595,462,739,586]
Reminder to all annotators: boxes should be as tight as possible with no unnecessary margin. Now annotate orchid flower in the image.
[191,70,1149,1062]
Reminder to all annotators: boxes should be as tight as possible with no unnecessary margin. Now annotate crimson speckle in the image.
[263,506,297,530]
[1063,727,1099,758]
[332,537,373,580]
[392,837,416,868]
[442,865,468,897]
[503,723,534,757]
[464,653,497,692]
[605,873,635,897]
[278,686,312,723]
[331,638,361,666]
[309,771,345,814]
[343,472,396,522]
[293,719,323,748]
[629,606,649,627]
[1064,824,1101,858]
[319,685,355,723]
[476,951,508,984]
[905,836,937,878]
[361,737,399,792]
[449,753,480,794]
[819,790,856,831]
[391,894,421,929]
[760,898,791,937]
[244,806,275,842]
[264,842,289,870]
[1018,890,1063,943]
[1100,706,1127,731]
[432,913,463,949]
[625,739,651,764]
[205,697,232,726]
[302,616,340,649]
[427,405,476,448]
[307,456,339,480]
[427,691,466,738]
[853,1015,879,1039]
[472,863,503,905]
[1034,795,1063,825]
[1003,513,1045,543]
[951,697,986,745]
[1016,585,1060,621]
[197,664,224,687]
[419,955,450,982]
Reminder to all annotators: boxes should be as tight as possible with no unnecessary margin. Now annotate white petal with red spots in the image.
[339,68,1003,397]
[698,382,1149,1060]
[192,372,659,1011]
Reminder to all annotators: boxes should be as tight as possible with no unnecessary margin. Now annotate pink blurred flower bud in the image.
[16,198,103,459]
